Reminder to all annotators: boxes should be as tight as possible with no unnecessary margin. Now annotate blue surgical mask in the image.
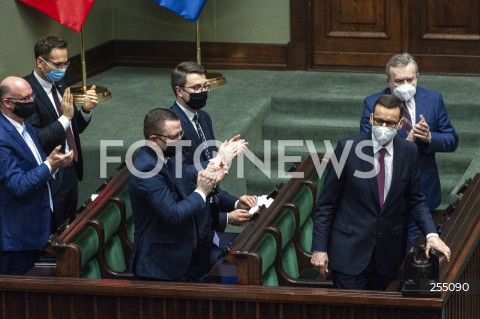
[43,68,66,82]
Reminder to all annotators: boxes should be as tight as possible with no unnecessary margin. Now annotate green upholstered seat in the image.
[97,202,127,273]
[118,188,134,244]
[254,232,279,286]
[292,184,315,253]
[74,226,101,279]
[274,208,319,281]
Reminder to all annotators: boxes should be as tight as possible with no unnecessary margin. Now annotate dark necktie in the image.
[403,102,413,133]
[192,113,212,161]
[51,85,78,162]
[192,114,220,226]
[377,148,387,208]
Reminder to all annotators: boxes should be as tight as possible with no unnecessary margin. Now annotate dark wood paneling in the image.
[311,0,402,68]
[63,40,287,86]
[408,0,480,73]
[65,41,115,86]
[0,276,446,319]
[113,40,287,70]
[292,0,480,73]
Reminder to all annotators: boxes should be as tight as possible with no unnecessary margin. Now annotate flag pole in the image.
[196,19,225,87]
[71,29,112,104]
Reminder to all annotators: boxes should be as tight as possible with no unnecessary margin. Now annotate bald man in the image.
[0,76,72,274]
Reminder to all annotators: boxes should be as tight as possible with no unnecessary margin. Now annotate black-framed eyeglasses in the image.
[5,93,36,104]
[373,117,401,128]
[154,131,184,141]
[182,83,210,94]
[41,57,70,70]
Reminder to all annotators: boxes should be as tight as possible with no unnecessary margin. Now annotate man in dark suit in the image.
[170,61,256,280]
[312,94,451,290]
[360,53,458,249]
[25,36,99,231]
[128,108,227,281]
[0,76,73,274]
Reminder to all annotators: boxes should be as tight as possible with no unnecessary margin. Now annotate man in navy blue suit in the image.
[360,53,458,249]
[128,108,232,281]
[170,61,256,281]
[0,76,73,275]
[25,36,99,231]
[312,94,451,290]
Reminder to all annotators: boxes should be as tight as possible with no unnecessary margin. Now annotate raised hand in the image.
[61,87,74,120]
[46,145,74,170]
[82,85,98,112]
[411,114,431,142]
[216,134,248,167]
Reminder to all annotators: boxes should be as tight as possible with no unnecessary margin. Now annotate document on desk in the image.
[248,195,274,214]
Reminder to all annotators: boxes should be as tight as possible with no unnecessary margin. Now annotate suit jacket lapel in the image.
[0,115,38,163]
[172,104,203,150]
[358,135,381,208]
[29,74,58,120]
[414,87,427,124]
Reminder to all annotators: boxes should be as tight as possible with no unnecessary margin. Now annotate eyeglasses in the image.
[389,76,417,85]
[41,57,70,70]
[182,83,210,94]
[154,131,184,141]
[373,117,401,128]
[5,93,36,103]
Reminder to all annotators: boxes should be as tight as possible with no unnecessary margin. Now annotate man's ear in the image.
[397,118,404,130]
[369,113,374,127]
[175,86,183,98]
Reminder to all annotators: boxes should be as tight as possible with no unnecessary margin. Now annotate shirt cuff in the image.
[81,108,92,121]
[194,189,207,202]
[426,233,439,239]
[58,115,71,130]
[234,200,239,209]
[43,161,53,174]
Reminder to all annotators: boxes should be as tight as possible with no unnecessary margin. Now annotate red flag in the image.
[19,0,95,32]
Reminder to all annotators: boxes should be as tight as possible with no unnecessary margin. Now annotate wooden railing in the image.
[2,161,476,319]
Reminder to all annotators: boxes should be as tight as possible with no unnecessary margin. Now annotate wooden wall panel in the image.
[311,0,402,68]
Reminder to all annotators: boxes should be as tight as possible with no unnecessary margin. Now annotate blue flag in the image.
[154,0,207,22]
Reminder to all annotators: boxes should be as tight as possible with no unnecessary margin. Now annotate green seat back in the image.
[254,232,278,286]
[118,188,134,243]
[74,226,101,278]
[299,218,313,253]
[293,185,314,253]
[97,202,127,272]
[293,185,313,227]
[274,209,299,278]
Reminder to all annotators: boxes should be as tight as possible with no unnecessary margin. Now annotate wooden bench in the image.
[225,154,330,285]
[48,165,131,278]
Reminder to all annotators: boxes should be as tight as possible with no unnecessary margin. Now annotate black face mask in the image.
[163,145,177,158]
[12,101,36,119]
[185,91,208,110]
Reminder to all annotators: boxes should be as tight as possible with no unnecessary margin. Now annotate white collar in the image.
[176,101,196,122]
[34,70,55,94]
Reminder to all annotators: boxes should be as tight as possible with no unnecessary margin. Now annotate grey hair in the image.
[386,53,418,79]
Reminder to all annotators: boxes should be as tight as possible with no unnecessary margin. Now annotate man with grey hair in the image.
[360,53,458,249]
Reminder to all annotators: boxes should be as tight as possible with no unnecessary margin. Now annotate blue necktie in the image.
[22,127,54,212]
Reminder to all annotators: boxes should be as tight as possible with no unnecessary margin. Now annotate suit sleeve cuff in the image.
[194,189,207,202]
[58,115,71,130]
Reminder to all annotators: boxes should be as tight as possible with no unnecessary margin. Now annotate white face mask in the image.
[392,84,416,102]
[372,125,397,146]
